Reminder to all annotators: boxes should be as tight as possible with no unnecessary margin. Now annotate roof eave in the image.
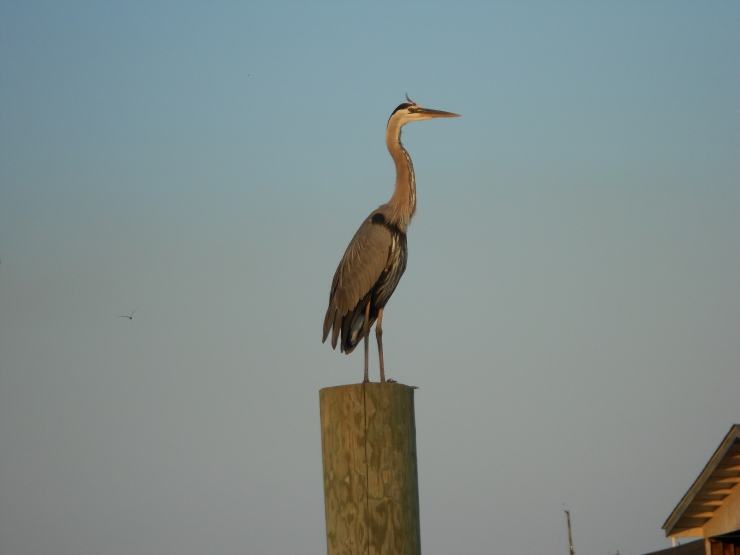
[663,424,740,537]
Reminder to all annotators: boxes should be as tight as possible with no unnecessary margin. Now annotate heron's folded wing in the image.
[323,219,392,346]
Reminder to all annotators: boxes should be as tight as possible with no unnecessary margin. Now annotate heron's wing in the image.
[323,217,392,348]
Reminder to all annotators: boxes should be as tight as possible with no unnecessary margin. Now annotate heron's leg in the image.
[376,308,385,383]
[362,302,370,383]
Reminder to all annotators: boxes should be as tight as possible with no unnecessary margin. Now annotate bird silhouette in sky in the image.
[118,309,136,320]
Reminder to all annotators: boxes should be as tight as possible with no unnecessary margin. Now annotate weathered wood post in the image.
[320,382,420,555]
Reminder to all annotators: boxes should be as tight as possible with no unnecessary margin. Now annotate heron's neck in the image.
[385,123,416,231]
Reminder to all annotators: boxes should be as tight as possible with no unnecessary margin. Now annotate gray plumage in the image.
[324,210,407,354]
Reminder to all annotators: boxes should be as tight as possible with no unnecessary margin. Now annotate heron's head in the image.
[387,95,459,128]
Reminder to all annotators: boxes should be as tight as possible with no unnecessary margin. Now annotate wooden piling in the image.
[319,383,420,555]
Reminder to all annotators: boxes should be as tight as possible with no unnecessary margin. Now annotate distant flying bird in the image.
[119,309,136,320]
[322,96,459,383]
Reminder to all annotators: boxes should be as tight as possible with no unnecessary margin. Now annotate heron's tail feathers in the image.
[339,295,376,355]
[323,295,377,355]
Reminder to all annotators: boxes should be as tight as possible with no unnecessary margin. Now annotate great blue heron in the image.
[322,96,459,383]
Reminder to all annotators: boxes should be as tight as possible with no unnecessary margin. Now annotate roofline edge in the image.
[663,424,740,536]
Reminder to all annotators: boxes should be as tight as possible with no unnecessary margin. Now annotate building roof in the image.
[642,539,704,555]
[663,424,740,537]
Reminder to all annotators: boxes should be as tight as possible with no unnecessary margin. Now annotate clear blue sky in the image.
[1,2,738,554]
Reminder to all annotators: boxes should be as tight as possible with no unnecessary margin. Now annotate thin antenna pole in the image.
[565,510,576,555]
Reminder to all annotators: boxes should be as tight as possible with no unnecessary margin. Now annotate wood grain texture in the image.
[320,383,420,555]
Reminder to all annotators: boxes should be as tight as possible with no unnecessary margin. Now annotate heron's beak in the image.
[417,108,460,119]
